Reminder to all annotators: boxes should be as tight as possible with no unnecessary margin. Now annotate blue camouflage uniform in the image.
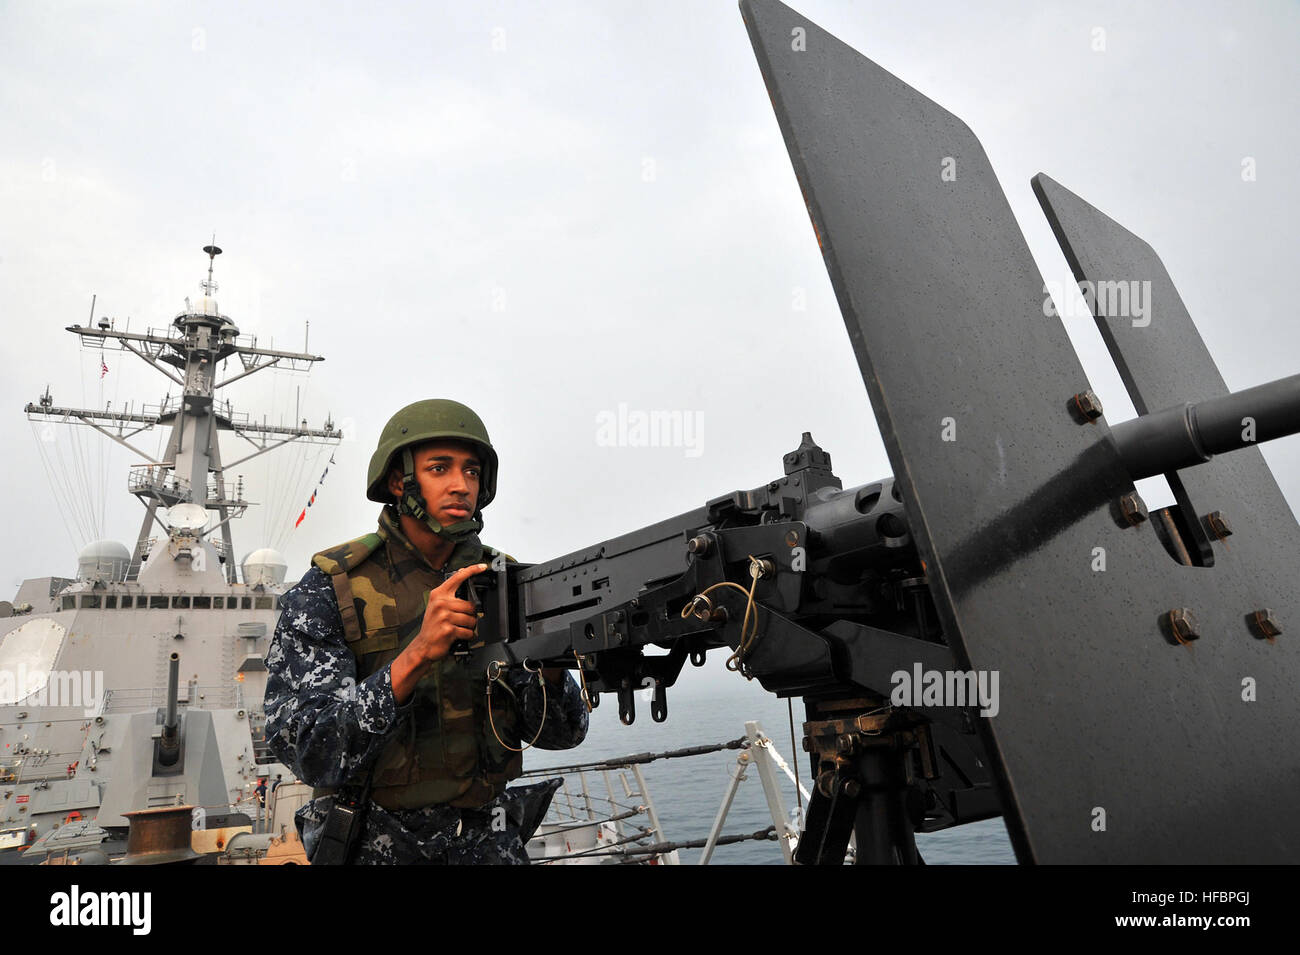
[264,564,588,864]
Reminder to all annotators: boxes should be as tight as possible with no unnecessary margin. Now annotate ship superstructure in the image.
[1,245,340,858]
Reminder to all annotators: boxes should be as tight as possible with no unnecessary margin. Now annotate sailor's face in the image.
[390,441,481,526]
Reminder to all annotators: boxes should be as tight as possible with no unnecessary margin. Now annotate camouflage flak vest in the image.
[310,511,522,811]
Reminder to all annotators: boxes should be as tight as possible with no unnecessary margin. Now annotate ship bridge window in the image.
[61,596,76,611]
[254,596,273,611]
[212,596,224,609]
[104,595,117,609]
[149,595,168,609]
[119,595,132,609]
[193,596,211,609]
[241,597,252,610]
[80,595,101,609]
[172,596,191,609]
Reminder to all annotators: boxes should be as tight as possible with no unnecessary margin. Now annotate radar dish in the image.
[167,503,209,533]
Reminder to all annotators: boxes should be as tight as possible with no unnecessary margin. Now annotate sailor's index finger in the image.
[435,562,490,593]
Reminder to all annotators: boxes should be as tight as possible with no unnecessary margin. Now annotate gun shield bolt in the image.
[842,779,862,799]
[687,535,712,556]
[1167,608,1200,644]
[1204,511,1233,539]
[785,530,799,547]
[835,734,855,756]
[1119,492,1149,527]
[1071,390,1103,422]
[1249,609,1281,639]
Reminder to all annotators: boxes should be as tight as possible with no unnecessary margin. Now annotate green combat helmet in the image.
[366,399,499,544]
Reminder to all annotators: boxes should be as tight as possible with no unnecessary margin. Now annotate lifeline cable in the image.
[485,660,548,753]
[680,554,766,679]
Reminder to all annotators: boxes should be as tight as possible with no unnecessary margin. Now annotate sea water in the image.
[526,670,1017,865]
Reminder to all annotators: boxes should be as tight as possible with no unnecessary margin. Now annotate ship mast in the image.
[25,245,341,583]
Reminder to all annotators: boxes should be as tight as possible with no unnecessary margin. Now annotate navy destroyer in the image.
[1,245,340,862]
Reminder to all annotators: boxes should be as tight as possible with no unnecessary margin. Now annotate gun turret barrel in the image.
[159,652,181,767]
[1109,374,1300,481]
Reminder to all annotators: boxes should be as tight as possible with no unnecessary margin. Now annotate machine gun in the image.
[469,0,1300,864]
[470,437,994,865]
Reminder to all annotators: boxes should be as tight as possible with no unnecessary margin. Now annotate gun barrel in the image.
[1110,374,1300,481]
[159,652,180,765]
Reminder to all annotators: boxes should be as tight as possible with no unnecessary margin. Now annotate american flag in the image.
[100,357,109,378]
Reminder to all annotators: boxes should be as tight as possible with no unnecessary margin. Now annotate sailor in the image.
[263,399,588,864]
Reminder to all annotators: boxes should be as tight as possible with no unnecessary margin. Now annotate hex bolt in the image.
[687,535,712,556]
[1119,491,1149,526]
[1071,389,1104,422]
[835,733,855,756]
[1249,609,1282,639]
[1166,608,1200,644]
[1204,511,1233,540]
[842,779,862,799]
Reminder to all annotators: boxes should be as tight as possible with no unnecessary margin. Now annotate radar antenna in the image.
[201,238,221,297]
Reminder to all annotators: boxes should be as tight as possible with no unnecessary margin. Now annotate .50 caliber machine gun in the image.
[470,0,1300,865]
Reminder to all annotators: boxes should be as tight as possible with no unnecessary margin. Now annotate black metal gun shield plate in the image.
[1033,171,1300,575]
[742,0,1299,861]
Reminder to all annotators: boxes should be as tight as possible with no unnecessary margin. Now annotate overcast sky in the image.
[2,2,1297,697]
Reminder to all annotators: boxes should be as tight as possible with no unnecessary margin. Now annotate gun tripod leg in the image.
[849,745,921,865]
[796,728,923,865]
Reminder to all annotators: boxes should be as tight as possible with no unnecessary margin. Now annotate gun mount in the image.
[462,0,1300,865]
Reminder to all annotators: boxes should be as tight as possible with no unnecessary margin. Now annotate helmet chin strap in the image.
[396,447,484,544]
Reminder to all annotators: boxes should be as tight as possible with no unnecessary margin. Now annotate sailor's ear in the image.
[386,466,403,499]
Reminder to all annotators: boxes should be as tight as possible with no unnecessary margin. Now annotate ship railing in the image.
[519,737,751,866]
[520,724,809,865]
[214,400,252,428]
[102,684,240,713]
[141,396,184,419]
[128,465,192,500]
[204,476,247,508]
